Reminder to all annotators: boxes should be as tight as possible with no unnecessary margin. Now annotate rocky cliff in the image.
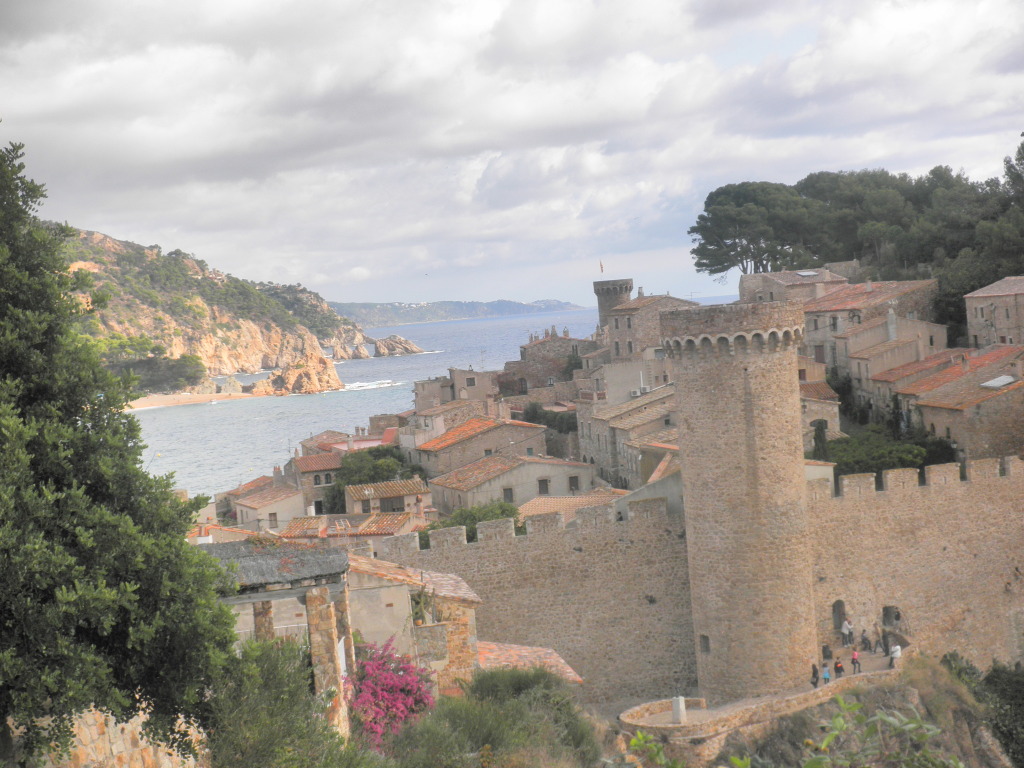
[64,230,418,394]
[373,335,426,356]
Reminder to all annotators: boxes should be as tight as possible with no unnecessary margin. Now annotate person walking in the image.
[889,644,902,669]
[841,617,853,647]
[834,657,845,679]
[860,629,871,652]
[851,648,861,673]
[822,662,831,684]
[811,663,820,689]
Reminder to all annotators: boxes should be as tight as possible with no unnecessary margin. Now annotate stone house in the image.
[965,276,1024,347]
[344,476,432,517]
[214,474,275,520]
[575,385,676,487]
[413,416,547,478]
[232,484,306,532]
[428,454,597,514]
[500,330,601,394]
[606,292,699,360]
[738,268,849,304]
[799,380,843,451]
[801,279,938,368]
[398,399,489,462]
[914,353,1024,459]
[575,350,676,407]
[413,367,501,411]
[284,452,343,515]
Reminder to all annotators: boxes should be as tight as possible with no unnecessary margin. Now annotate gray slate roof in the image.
[200,540,348,587]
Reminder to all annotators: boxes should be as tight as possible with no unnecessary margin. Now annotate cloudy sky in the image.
[2,0,1022,306]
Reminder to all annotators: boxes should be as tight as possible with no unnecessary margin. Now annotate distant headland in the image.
[327,299,587,326]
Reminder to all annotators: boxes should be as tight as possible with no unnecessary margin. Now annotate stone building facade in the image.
[738,268,848,303]
[413,417,547,478]
[606,293,699,360]
[965,276,1024,348]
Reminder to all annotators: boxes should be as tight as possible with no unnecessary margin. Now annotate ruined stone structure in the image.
[378,300,1024,715]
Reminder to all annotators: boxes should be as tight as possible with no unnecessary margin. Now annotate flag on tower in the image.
[599,260,604,273]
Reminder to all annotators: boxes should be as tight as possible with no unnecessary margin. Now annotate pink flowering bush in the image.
[347,638,434,748]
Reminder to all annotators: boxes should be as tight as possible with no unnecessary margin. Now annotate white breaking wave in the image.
[344,380,405,391]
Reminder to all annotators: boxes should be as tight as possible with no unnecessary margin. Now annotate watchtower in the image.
[661,302,817,704]
[593,278,633,330]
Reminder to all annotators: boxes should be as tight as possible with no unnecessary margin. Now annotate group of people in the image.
[810,617,903,688]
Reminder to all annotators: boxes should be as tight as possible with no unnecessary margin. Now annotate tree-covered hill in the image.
[688,139,1024,337]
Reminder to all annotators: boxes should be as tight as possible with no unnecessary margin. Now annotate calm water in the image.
[135,308,598,497]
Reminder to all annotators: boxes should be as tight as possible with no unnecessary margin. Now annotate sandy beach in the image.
[127,391,264,411]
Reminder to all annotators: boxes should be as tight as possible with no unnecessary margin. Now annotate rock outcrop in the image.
[350,344,371,359]
[373,335,426,356]
[248,352,343,396]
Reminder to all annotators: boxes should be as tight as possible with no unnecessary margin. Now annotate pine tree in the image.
[0,142,236,760]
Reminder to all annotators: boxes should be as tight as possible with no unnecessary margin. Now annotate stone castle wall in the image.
[808,457,1024,667]
[380,501,695,705]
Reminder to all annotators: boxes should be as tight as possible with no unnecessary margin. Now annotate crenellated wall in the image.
[807,456,1024,667]
[380,501,695,705]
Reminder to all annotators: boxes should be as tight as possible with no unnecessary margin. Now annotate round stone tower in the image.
[593,278,633,329]
[660,301,817,704]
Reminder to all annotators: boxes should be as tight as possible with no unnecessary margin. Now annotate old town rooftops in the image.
[518,488,628,520]
[799,380,839,402]
[417,417,545,452]
[234,484,302,509]
[592,385,674,420]
[200,540,348,587]
[279,515,354,538]
[915,363,1024,411]
[896,346,1024,396]
[802,280,936,313]
[348,554,481,604]
[755,268,848,285]
[964,277,1024,298]
[349,512,426,537]
[292,453,344,473]
[870,349,972,383]
[345,477,428,500]
[225,475,274,497]
[431,454,590,492]
[607,294,699,312]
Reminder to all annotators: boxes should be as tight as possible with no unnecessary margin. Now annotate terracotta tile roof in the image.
[293,453,344,473]
[225,475,274,497]
[800,380,839,402]
[756,269,847,285]
[477,641,583,684]
[419,400,482,417]
[609,294,699,312]
[871,349,971,383]
[300,430,349,449]
[647,454,680,483]
[430,455,523,491]
[625,426,679,450]
[609,404,673,431]
[418,417,543,452]
[848,338,915,359]
[803,280,936,313]
[965,277,1024,298]
[915,359,1024,410]
[234,485,302,510]
[345,477,429,500]
[348,554,482,604]
[593,385,675,421]
[896,346,1024,396]
[186,524,259,542]
[518,488,626,520]
[352,513,423,537]
[279,515,355,538]
[831,316,888,339]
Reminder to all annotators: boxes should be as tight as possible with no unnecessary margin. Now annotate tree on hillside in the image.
[322,446,425,514]
[0,142,237,760]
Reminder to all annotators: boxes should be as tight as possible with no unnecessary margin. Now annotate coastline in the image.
[127,391,263,411]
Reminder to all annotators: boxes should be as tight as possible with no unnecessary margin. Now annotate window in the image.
[980,307,985,319]
[626,316,632,329]
[945,427,951,439]
[700,635,711,653]
[503,487,514,503]
[627,341,633,354]
[614,341,620,356]
[812,318,819,330]
[1007,308,1011,319]
[484,449,493,457]
[466,377,476,387]
[526,447,535,456]
[929,336,934,347]
[313,474,322,486]
[361,499,371,514]
[664,416,671,426]
[268,512,278,529]
[538,478,550,495]
[798,368,807,381]
[769,291,774,301]
[324,473,332,484]
[568,475,579,492]
[613,318,620,330]
[830,316,838,331]
[314,500,324,515]
[547,376,555,386]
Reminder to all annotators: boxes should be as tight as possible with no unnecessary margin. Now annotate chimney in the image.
[273,465,282,480]
[347,436,355,451]
[865,280,873,292]
[318,519,328,538]
[637,287,645,298]
[886,308,897,341]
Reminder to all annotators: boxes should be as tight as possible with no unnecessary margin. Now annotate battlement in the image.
[806,456,1023,504]
[593,278,634,296]
[660,301,805,357]
[378,499,672,559]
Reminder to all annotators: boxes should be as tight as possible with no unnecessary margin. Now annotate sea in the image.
[134,308,599,497]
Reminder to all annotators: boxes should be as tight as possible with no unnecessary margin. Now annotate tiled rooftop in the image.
[293,453,344,473]
[419,400,483,417]
[625,426,679,451]
[477,641,583,684]
[348,554,482,604]
[431,454,588,492]
[915,361,1024,411]
[964,276,1024,298]
[647,454,680,483]
[186,524,259,543]
[353,513,424,537]
[608,294,698,312]
[896,346,1024,396]
[225,475,274,497]
[279,515,354,538]
[418,417,544,452]
[756,269,847,285]
[803,280,935,313]
[831,316,888,339]
[518,488,626,520]
[345,477,429,500]
[593,385,675,421]
[234,484,302,509]
[870,349,970,383]
[609,403,673,431]
[847,338,915,359]
[300,430,349,449]
[799,380,839,402]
